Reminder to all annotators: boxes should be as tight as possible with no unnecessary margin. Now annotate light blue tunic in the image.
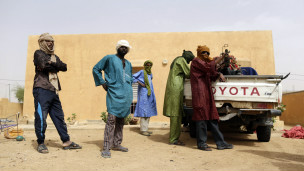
[132,70,157,117]
[93,54,133,118]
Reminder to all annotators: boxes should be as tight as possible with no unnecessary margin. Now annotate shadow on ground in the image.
[83,140,103,150]
[129,127,198,149]
[240,150,304,163]
[240,150,304,171]
[271,161,304,171]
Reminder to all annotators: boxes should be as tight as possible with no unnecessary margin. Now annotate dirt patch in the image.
[0,125,303,171]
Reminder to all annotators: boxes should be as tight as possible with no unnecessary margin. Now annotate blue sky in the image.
[1,0,304,101]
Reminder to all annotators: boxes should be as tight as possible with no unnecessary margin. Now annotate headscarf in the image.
[182,50,195,64]
[38,33,55,54]
[38,33,59,93]
[143,60,153,96]
[170,50,194,69]
[116,40,132,51]
[197,45,213,62]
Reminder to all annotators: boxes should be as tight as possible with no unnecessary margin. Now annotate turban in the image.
[182,50,195,64]
[197,45,213,62]
[116,40,132,51]
[38,33,54,54]
[144,60,153,67]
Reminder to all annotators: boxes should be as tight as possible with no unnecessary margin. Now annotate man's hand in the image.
[219,73,226,82]
[138,81,146,87]
[102,84,108,91]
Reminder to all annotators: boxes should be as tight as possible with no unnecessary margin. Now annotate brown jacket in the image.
[33,50,67,91]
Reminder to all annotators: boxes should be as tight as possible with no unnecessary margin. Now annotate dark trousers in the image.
[33,88,70,144]
[103,113,124,151]
[196,120,227,148]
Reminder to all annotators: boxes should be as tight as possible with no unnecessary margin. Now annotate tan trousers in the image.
[140,117,150,132]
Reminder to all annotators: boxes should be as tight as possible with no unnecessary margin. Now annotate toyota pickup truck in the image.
[183,75,284,142]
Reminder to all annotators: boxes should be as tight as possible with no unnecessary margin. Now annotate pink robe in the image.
[190,57,219,121]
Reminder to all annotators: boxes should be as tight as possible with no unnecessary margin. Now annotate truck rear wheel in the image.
[256,126,271,142]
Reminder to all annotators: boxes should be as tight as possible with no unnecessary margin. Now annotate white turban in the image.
[116,40,132,51]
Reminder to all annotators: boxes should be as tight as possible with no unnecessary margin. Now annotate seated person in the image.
[214,55,242,75]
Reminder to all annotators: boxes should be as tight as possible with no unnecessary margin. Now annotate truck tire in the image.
[189,121,196,138]
[256,126,271,142]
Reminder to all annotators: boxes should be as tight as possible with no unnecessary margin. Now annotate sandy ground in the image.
[0,124,303,171]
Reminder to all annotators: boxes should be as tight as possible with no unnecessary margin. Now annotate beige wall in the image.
[280,91,304,125]
[0,98,23,118]
[23,31,275,122]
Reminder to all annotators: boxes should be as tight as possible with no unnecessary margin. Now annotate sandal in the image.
[169,140,185,146]
[140,131,151,136]
[37,144,49,154]
[63,142,82,150]
[101,150,111,158]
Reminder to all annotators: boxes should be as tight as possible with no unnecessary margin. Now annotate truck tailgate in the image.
[184,75,283,103]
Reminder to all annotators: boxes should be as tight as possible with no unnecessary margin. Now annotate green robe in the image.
[163,57,190,117]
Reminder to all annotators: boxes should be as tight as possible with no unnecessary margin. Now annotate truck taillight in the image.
[252,103,274,109]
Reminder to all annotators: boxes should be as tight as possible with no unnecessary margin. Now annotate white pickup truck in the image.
[183,75,284,142]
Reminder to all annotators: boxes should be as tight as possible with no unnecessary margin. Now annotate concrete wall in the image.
[23,31,276,122]
[0,98,23,118]
[280,91,304,125]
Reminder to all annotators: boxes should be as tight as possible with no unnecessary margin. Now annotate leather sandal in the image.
[140,131,151,136]
[169,140,185,146]
[63,142,82,150]
[37,144,49,154]
[101,150,111,158]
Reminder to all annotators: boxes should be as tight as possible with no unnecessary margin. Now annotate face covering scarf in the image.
[197,45,213,62]
[143,60,153,96]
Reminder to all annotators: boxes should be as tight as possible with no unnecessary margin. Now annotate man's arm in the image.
[214,54,225,65]
[132,70,145,87]
[92,56,108,87]
[34,50,57,72]
[218,73,226,82]
[177,58,190,79]
[50,56,67,72]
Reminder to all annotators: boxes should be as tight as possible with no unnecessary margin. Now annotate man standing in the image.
[163,50,195,145]
[33,33,81,153]
[93,40,133,158]
[132,60,157,136]
[190,45,233,151]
